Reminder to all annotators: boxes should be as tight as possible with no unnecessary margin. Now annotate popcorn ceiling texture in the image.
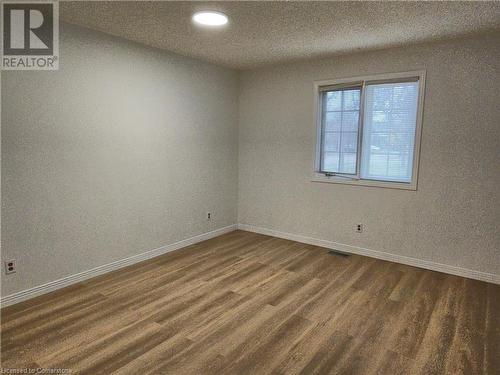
[60,1,500,70]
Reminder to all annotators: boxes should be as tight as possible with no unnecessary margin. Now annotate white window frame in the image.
[312,70,426,190]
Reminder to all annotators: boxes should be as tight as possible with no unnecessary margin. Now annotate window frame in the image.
[318,83,363,177]
[312,70,426,190]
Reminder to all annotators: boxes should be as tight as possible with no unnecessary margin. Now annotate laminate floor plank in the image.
[1,230,498,375]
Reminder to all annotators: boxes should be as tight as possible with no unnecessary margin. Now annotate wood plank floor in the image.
[1,230,499,374]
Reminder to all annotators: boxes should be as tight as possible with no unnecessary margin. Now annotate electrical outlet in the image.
[207,212,212,221]
[5,260,16,274]
[356,224,363,233]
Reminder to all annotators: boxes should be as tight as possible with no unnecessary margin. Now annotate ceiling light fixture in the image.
[192,11,228,26]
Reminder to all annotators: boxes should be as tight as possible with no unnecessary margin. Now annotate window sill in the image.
[311,173,417,190]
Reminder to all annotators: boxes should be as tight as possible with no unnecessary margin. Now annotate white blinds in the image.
[360,81,419,182]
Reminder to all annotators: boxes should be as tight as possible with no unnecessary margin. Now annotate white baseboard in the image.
[238,223,500,285]
[0,224,238,307]
[3,222,498,308]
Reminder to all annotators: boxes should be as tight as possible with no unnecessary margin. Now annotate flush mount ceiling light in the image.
[192,11,228,26]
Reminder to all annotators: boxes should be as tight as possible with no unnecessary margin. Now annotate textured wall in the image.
[238,33,500,276]
[1,23,239,296]
[2,26,499,298]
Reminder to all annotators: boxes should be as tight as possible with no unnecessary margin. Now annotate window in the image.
[320,86,361,175]
[314,71,425,190]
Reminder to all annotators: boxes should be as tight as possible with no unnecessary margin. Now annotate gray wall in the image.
[2,25,499,298]
[1,23,239,296]
[238,33,500,276]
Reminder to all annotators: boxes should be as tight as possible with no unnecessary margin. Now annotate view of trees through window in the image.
[321,87,360,174]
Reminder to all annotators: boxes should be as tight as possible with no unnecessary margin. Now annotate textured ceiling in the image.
[60,1,500,70]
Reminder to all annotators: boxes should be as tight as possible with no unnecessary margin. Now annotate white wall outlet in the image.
[356,224,363,233]
[5,260,16,274]
[207,212,212,221]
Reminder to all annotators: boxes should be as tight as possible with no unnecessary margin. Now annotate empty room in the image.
[1,1,499,374]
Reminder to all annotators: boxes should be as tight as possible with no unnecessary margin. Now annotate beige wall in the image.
[238,33,500,276]
[1,23,239,296]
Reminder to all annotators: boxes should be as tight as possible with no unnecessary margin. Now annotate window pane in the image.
[342,111,359,132]
[324,112,341,132]
[342,89,360,110]
[321,88,360,174]
[324,132,340,152]
[340,132,358,153]
[340,153,357,174]
[323,152,340,172]
[326,91,342,111]
[361,81,419,182]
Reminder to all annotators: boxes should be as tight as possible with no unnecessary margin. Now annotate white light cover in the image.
[192,11,228,26]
